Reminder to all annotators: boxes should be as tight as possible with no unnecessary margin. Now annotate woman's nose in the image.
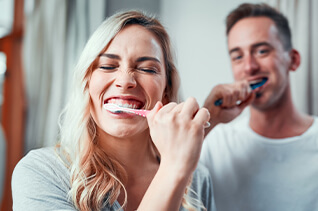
[115,69,137,90]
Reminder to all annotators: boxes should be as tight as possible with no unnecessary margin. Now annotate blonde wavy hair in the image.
[58,10,203,211]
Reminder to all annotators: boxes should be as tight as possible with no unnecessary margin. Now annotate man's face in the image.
[228,17,292,110]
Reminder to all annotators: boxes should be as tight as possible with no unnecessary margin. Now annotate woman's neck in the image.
[97,129,159,176]
[98,130,160,210]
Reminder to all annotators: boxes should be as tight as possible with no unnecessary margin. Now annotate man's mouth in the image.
[249,77,268,90]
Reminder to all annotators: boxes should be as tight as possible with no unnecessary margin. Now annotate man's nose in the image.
[115,68,137,90]
[244,54,260,74]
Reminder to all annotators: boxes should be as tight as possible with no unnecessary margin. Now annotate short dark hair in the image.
[226,3,292,51]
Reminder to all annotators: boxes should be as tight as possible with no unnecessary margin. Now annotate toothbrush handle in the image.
[214,99,223,106]
[132,109,150,117]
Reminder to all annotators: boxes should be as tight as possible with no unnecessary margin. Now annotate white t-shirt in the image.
[200,115,318,211]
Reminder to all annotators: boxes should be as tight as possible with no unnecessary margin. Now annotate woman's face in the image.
[89,24,167,139]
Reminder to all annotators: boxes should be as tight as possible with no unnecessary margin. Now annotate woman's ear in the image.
[161,91,169,105]
[289,49,301,71]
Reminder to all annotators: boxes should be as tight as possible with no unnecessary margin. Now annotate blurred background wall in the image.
[0,0,317,210]
[161,0,318,113]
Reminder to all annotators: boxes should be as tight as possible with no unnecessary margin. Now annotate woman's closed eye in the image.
[136,67,158,74]
[99,65,118,71]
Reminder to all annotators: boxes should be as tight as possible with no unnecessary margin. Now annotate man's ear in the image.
[289,49,301,71]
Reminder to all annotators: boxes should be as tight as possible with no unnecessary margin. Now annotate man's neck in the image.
[249,95,313,139]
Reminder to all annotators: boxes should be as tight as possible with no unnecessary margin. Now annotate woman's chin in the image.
[103,124,149,139]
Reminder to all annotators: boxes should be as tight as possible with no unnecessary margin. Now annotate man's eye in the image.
[255,48,270,57]
[259,49,269,54]
[231,55,242,62]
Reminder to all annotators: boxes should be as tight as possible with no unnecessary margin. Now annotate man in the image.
[201,3,318,211]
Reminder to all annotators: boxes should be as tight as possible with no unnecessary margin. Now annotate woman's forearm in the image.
[137,162,192,211]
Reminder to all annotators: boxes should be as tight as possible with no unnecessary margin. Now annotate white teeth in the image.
[122,103,138,109]
[106,99,139,109]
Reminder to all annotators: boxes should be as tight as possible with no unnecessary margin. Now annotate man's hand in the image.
[203,81,255,136]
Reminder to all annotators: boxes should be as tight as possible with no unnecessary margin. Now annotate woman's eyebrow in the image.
[136,56,161,64]
[98,54,161,64]
[99,53,120,60]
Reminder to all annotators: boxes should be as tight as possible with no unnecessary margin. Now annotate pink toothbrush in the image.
[103,103,211,128]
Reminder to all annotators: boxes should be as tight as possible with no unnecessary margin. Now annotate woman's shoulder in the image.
[12,147,74,210]
[20,147,56,160]
[189,163,212,194]
[16,147,67,171]
[191,163,213,194]
[13,146,70,182]
[189,163,216,210]
[193,163,211,181]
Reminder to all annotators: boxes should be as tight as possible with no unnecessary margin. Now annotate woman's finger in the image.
[180,97,200,121]
[193,107,210,129]
[147,101,163,125]
[158,102,178,114]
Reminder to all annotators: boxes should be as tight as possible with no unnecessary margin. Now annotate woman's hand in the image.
[147,97,210,175]
[138,98,209,211]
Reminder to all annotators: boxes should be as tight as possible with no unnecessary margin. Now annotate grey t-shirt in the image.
[12,147,215,211]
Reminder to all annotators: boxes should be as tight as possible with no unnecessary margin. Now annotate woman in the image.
[12,11,214,211]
